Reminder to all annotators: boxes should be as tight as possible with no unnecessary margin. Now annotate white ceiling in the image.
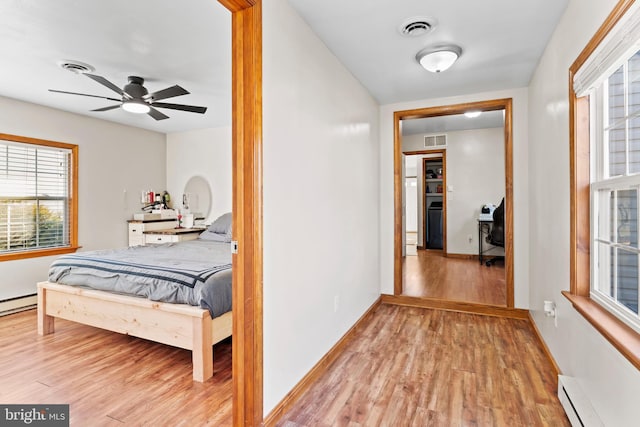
[401,110,504,136]
[0,1,568,135]
[0,0,231,134]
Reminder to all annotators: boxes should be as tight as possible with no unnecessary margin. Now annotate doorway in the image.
[393,98,514,309]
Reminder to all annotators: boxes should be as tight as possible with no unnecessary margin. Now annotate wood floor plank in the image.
[403,250,506,306]
[276,304,570,427]
[0,309,232,426]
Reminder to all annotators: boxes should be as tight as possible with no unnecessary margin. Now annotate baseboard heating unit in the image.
[558,375,603,427]
[0,294,37,316]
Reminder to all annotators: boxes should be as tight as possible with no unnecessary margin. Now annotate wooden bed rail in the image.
[37,281,232,382]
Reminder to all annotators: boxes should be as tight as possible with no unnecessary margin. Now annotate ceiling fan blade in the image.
[84,74,130,98]
[147,85,189,101]
[91,104,121,112]
[147,107,169,121]
[48,89,121,102]
[151,102,207,114]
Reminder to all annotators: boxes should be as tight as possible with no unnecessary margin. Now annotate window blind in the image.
[0,141,71,252]
[574,2,640,97]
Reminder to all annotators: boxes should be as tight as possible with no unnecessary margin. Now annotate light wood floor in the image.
[403,250,506,306]
[0,310,232,426]
[277,304,569,427]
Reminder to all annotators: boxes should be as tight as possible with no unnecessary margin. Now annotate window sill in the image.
[0,246,81,262]
[562,291,640,370]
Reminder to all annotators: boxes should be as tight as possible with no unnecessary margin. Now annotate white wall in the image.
[380,88,530,308]
[402,129,505,254]
[528,0,640,424]
[166,126,232,224]
[0,96,165,300]
[262,0,380,415]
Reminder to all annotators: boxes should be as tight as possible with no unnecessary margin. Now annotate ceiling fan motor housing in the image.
[124,76,148,98]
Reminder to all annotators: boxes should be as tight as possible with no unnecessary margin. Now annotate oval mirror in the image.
[183,175,212,218]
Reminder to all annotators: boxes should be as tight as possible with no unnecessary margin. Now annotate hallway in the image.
[402,250,506,306]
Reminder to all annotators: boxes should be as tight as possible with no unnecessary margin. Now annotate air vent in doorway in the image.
[424,134,447,148]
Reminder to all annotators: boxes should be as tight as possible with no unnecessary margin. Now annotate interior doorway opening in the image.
[393,98,514,309]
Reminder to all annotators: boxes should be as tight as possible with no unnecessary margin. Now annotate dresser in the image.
[143,227,206,245]
[127,219,178,246]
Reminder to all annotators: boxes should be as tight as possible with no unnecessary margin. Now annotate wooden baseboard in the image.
[0,294,37,316]
[263,297,382,427]
[380,294,529,319]
[527,312,561,385]
[445,253,479,260]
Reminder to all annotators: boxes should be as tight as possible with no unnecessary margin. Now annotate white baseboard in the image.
[0,294,37,316]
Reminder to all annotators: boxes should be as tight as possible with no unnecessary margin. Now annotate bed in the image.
[37,215,233,382]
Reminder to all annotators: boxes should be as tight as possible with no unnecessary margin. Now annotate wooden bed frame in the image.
[37,281,232,382]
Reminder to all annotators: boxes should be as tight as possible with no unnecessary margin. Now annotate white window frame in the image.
[590,54,640,334]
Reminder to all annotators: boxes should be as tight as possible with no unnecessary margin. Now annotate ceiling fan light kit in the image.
[416,45,462,73]
[122,99,151,114]
[49,72,207,121]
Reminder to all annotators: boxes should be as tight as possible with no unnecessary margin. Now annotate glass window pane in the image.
[630,117,640,174]
[596,190,614,242]
[608,126,626,176]
[598,242,614,298]
[616,189,638,247]
[616,248,639,314]
[628,51,640,116]
[609,65,625,126]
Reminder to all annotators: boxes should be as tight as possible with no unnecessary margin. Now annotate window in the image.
[0,133,78,261]
[569,0,640,370]
[590,51,640,332]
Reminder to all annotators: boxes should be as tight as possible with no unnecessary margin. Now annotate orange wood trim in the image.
[394,98,514,307]
[527,312,562,383]
[570,94,591,296]
[566,2,632,297]
[0,246,81,262]
[218,0,258,11]
[263,298,383,427]
[380,294,529,320]
[563,291,640,370]
[568,0,636,77]
[70,144,78,250]
[393,112,403,295]
[504,99,514,307]
[0,133,79,257]
[218,0,263,425]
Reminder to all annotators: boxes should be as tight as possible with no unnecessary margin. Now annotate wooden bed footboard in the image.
[37,281,232,382]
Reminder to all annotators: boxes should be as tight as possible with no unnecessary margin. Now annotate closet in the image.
[424,157,444,250]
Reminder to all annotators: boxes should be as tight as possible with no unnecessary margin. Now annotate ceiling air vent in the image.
[57,60,95,74]
[424,134,447,148]
[399,17,437,37]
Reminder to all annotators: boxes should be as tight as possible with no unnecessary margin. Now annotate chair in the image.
[485,197,504,267]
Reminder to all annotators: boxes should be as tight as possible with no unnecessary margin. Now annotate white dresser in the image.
[127,219,178,246]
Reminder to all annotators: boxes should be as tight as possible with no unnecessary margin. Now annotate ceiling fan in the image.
[49,74,207,121]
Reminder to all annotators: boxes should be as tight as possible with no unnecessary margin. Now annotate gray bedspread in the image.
[48,239,232,318]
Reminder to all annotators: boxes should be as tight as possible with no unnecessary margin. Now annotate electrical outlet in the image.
[334,295,340,313]
[467,234,473,243]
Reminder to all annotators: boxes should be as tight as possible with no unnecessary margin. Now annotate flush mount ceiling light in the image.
[122,99,150,114]
[416,45,462,73]
[464,111,482,118]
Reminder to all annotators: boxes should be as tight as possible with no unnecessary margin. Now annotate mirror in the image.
[183,175,212,219]
[396,99,512,308]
